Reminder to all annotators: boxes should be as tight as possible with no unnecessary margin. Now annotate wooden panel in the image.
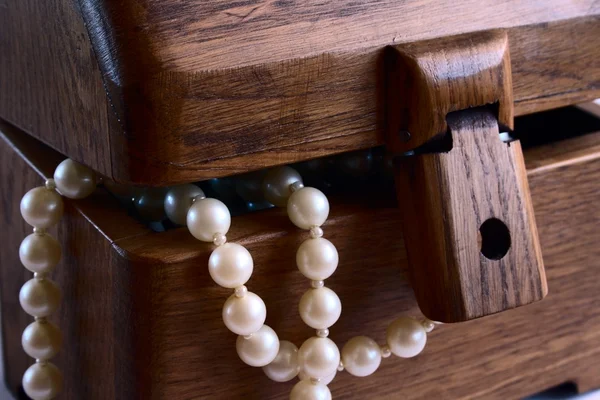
[2,124,600,398]
[526,131,600,176]
[87,0,598,72]
[0,0,112,178]
[0,123,146,398]
[511,22,600,115]
[1,0,599,185]
[95,15,600,184]
[397,110,545,322]
[386,30,514,153]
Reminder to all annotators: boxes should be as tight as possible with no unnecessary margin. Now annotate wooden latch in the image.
[385,31,547,323]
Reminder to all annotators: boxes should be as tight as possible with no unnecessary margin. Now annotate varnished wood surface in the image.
[84,0,598,71]
[0,124,144,399]
[0,0,599,184]
[386,31,513,153]
[396,110,545,322]
[386,31,545,322]
[1,125,600,398]
[526,130,600,176]
[98,15,600,184]
[0,0,112,178]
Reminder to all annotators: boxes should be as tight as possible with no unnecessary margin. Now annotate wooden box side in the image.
[1,1,599,185]
[0,0,113,179]
[2,122,600,398]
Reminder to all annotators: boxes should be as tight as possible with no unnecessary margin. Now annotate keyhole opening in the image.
[479,218,511,260]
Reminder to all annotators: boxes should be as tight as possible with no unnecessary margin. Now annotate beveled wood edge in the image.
[524,131,600,176]
[385,30,513,154]
[2,114,600,397]
[3,117,600,261]
[578,100,600,119]
[99,15,600,184]
[0,119,151,244]
[78,1,599,75]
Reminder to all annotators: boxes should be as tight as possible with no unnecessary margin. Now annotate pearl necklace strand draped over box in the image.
[17,159,437,400]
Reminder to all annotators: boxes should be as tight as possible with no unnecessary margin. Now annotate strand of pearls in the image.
[286,181,340,398]
[184,191,283,368]
[18,159,97,399]
[16,158,439,400]
[169,166,440,400]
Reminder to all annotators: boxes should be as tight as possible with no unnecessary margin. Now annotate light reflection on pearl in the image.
[236,325,280,367]
[20,187,64,229]
[222,292,266,336]
[297,337,340,379]
[290,380,332,400]
[386,317,427,358]
[263,340,300,382]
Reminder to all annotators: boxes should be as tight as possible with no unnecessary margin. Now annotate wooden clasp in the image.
[385,31,547,322]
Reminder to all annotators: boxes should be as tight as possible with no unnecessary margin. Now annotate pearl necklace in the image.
[17,160,438,400]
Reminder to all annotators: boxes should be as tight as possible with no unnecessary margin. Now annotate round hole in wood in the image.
[479,218,511,260]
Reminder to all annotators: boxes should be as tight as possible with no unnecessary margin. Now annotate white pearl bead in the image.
[287,187,329,229]
[53,159,96,199]
[19,279,61,318]
[309,226,323,238]
[290,380,331,400]
[386,317,427,358]
[208,243,253,288]
[19,233,61,274]
[311,280,324,289]
[341,336,381,377]
[22,320,62,360]
[299,369,336,385]
[262,166,303,207]
[316,328,329,338]
[422,319,435,333]
[222,292,266,336]
[45,179,56,191]
[164,184,205,225]
[22,362,63,400]
[234,285,248,298]
[187,198,231,242]
[236,324,280,367]
[380,345,391,358]
[296,238,339,280]
[299,287,341,330]
[263,340,300,382]
[213,232,227,246]
[298,337,340,379]
[20,187,64,229]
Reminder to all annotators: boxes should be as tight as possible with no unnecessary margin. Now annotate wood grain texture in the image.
[0,0,112,178]
[1,1,599,185]
[386,30,513,154]
[2,122,600,399]
[0,121,147,398]
[526,130,600,176]
[83,0,599,72]
[96,14,600,185]
[387,32,544,322]
[395,109,545,322]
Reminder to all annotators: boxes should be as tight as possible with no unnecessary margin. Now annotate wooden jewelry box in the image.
[1,0,599,398]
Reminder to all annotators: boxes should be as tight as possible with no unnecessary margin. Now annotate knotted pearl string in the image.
[17,160,439,400]
[18,159,97,399]
[186,166,439,400]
